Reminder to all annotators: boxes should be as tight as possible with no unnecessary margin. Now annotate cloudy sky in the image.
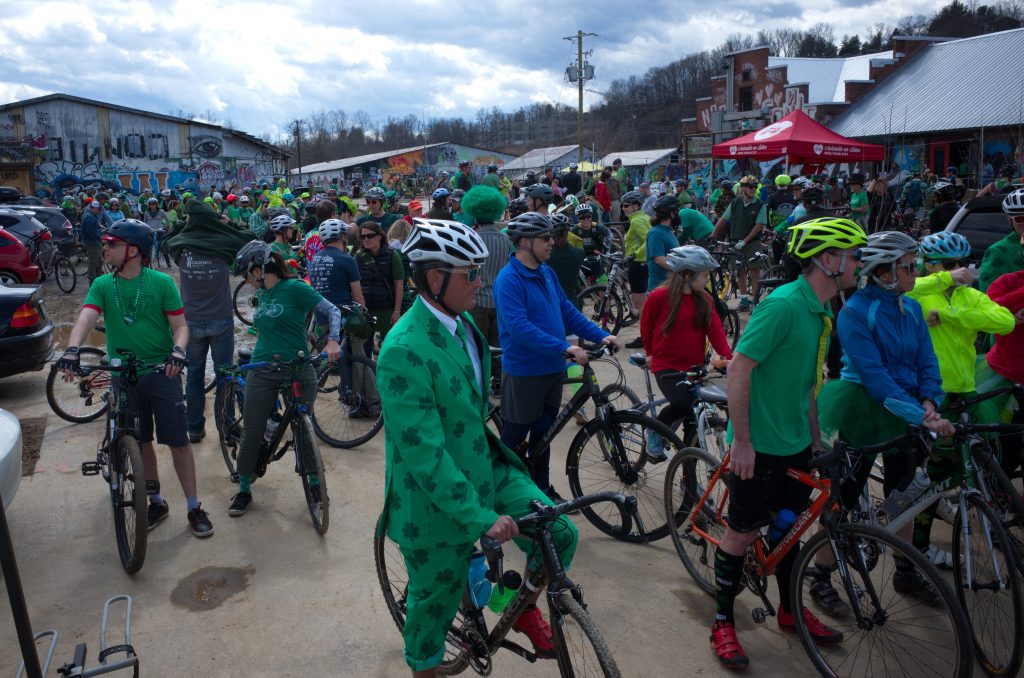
[0,0,938,140]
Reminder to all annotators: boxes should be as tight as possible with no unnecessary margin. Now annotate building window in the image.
[742,69,752,82]
[739,86,753,112]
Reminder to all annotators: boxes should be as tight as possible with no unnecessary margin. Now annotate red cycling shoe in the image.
[710,620,749,670]
[777,606,844,645]
[513,606,556,658]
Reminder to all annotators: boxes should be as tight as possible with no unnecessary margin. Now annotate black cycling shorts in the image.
[726,448,813,533]
[627,261,648,293]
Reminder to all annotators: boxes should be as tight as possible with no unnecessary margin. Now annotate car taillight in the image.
[38,230,52,241]
[11,303,41,329]
[62,220,73,233]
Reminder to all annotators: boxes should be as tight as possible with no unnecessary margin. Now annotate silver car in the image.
[0,407,22,508]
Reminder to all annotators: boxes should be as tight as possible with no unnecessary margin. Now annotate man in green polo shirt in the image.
[708,217,866,670]
[678,206,714,246]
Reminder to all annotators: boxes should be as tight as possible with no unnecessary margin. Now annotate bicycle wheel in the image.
[550,591,621,677]
[214,378,242,482]
[600,383,642,412]
[373,513,471,674]
[721,310,741,351]
[664,447,726,594]
[54,254,77,293]
[974,444,1024,575]
[792,523,973,678]
[576,284,624,336]
[294,413,329,535]
[694,405,729,462]
[312,356,383,448]
[46,347,110,423]
[952,491,1024,677]
[111,435,148,575]
[233,279,258,326]
[565,410,683,542]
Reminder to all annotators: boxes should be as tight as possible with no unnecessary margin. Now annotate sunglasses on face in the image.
[360,232,380,241]
[440,266,481,283]
[895,262,919,275]
[937,259,963,270]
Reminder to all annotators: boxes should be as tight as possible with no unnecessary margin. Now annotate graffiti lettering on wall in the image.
[197,162,225,189]
[254,152,276,178]
[772,86,817,122]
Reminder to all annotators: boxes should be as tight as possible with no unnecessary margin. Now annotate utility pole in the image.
[565,31,597,164]
[293,119,303,186]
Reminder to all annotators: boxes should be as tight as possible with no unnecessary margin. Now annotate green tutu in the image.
[817,379,908,455]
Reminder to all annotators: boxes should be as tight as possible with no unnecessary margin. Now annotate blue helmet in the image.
[432,187,450,200]
[919,231,971,260]
[105,219,154,255]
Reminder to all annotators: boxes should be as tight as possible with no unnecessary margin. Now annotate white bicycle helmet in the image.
[403,218,488,267]
[269,214,296,232]
[364,187,386,201]
[666,245,720,273]
[857,231,918,280]
[1002,189,1024,215]
[318,219,349,244]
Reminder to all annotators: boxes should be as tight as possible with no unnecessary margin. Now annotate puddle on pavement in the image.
[52,323,107,350]
[170,565,255,611]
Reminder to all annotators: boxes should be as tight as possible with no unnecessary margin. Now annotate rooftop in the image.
[501,144,581,171]
[596,148,677,168]
[768,51,893,104]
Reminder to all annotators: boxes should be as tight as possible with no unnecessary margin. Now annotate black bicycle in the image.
[375,491,642,676]
[75,350,155,574]
[26,229,77,293]
[215,350,330,534]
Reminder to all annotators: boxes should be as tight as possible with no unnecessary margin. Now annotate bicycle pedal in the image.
[752,608,768,624]
[81,461,102,476]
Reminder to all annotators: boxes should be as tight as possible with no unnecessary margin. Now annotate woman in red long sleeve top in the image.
[640,245,733,451]
[979,270,1024,476]
[595,168,612,222]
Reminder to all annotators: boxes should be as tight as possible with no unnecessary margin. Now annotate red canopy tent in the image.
[711,110,884,164]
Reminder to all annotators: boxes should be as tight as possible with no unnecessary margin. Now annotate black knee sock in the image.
[775,544,800,615]
[714,548,745,624]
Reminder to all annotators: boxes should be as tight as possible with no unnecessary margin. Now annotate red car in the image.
[0,227,40,285]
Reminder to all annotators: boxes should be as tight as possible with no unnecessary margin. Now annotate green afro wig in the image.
[460,185,507,224]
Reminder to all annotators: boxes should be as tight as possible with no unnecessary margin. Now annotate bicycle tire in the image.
[550,592,621,677]
[233,279,258,326]
[214,378,242,482]
[694,406,728,462]
[722,310,740,351]
[54,254,77,293]
[599,383,642,412]
[791,522,973,678]
[111,435,148,575]
[373,513,471,674]
[664,447,726,594]
[565,410,683,542]
[953,491,1024,677]
[46,347,110,423]
[576,284,624,336]
[973,444,1024,575]
[295,413,329,535]
[311,356,383,448]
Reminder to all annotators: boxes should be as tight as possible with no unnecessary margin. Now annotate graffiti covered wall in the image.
[0,98,286,199]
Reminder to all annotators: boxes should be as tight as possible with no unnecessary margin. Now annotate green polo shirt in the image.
[727,275,832,455]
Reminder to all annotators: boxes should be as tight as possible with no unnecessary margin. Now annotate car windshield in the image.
[955,211,1012,262]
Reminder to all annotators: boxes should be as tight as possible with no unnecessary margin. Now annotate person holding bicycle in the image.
[379,218,579,675]
[494,212,621,505]
[570,199,610,285]
[227,241,342,516]
[639,245,732,460]
[710,216,866,669]
[816,231,956,602]
[56,219,214,538]
[711,175,767,312]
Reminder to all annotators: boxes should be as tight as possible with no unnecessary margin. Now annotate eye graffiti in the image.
[190,135,223,158]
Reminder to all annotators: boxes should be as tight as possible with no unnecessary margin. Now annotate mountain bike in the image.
[375,491,642,676]
[709,240,773,305]
[215,351,330,534]
[76,350,157,574]
[26,230,76,293]
[576,253,637,336]
[233,279,258,326]
[663,440,973,677]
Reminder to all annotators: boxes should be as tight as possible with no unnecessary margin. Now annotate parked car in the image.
[0,284,54,378]
[0,227,40,285]
[10,206,74,247]
[0,185,44,207]
[0,408,21,508]
[944,195,1015,266]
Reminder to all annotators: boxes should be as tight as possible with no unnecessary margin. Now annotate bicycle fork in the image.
[959,490,1009,593]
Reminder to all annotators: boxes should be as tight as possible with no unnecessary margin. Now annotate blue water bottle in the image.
[468,554,492,609]
[768,509,797,546]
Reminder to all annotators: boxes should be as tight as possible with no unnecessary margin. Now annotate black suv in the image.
[944,195,1015,266]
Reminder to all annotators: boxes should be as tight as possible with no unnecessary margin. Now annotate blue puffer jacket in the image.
[837,283,944,423]
[494,255,608,377]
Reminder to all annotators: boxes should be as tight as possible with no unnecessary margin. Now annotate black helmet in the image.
[487,163,498,171]
[234,240,273,277]
[451,189,466,200]
[621,190,644,206]
[105,219,154,254]
[525,183,554,202]
[999,163,1017,178]
[507,196,529,217]
[801,187,825,205]
[653,195,680,213]
[505,212,553,242]
[933,181,956,199]
[523,171,538,185]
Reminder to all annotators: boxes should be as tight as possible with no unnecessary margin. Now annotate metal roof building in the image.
[501,145,596,178]
[768,51,892,104]
[596,148,676,169]
[293,143,447,175]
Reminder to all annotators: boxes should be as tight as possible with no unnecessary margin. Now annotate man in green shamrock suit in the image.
[378,218,577,676]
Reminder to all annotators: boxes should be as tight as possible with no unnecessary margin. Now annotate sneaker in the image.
[922,544,960,570]
[935,498,958,525]
[513,606,555,659]
[778,607,844,645]
[228,492,252,517]
[187,504,214,538]
[646,429,668,462]
[624,337,644,349]
[545,487,579,515]
[710,620,749,670]
[738,297,752,312]
[188,429,206,444]
[147,500,169,531]
[809,576,851,618]
[893,568,942,607]
[572,405,588,426]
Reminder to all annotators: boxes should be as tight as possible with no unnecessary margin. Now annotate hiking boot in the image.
[778,606,844,645]
[809,576,851,618]
[646,429,668,462]
[147,500,169,531]
[893,568,942,606]
[228,492,253,516]
[513,606,555,658]
[710,620,749,670]
[923,544,960,571]
[188,429,206,444]
[187,504,214,538]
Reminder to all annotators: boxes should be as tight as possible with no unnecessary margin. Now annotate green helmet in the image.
[787,217,867,259]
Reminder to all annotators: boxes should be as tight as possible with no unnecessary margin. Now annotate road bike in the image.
[663,439,973,677]
[375,491,642,676]
[214,351,330,534]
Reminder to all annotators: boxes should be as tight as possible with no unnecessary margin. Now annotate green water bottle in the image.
[487,570,522,614]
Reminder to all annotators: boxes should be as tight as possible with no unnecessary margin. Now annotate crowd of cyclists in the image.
[41,154,1024,676]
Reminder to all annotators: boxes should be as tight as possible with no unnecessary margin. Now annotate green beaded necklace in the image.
[112,268,146,326]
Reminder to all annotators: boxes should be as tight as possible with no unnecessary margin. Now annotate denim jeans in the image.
[186,317,235,435]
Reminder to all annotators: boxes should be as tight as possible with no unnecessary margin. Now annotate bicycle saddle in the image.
[628,352,647,367]
[697,384,728,404]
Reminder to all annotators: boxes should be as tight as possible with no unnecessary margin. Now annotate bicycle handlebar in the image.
[565,345,615,362]
[241,352,328,371]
